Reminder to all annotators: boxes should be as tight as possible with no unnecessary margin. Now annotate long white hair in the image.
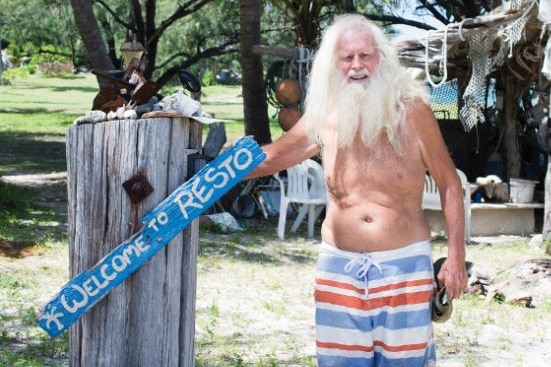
[303,14,427,150]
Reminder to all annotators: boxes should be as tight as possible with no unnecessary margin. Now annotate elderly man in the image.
[248,14,467,367]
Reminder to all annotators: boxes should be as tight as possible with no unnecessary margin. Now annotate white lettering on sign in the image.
[174,147,253,220]
[204,167,228,188]
[100,264,116,281]
[59,233,153,315]
[61,285,89,314]
[173,190,203,220]
[234,148,253,171]
[147,211,169,232]
[38,136,265,338]
[192,176,213,204]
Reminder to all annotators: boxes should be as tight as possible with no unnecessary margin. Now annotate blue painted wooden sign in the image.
[38,136,265,337]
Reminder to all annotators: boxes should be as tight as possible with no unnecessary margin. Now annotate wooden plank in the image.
[65,119,191,366]
[170,119,198,366]
[252,44,300,58]
[38,135,265,338]
[203,122,227,158]
[471,203,545,210]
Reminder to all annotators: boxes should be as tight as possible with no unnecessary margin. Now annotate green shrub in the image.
[202,70,214,86]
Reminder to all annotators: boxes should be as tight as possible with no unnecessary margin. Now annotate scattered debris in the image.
[199,212,244,232]
[468,258,551,307]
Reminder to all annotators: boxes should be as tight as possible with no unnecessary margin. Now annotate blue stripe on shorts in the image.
[315,241,436,367]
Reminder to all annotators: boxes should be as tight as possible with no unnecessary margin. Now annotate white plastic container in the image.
[509,178,538,203]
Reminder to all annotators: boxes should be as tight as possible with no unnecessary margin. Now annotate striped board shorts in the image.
[315,241,436,367]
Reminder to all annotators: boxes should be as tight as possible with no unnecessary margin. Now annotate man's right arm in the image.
[247,118,320,179]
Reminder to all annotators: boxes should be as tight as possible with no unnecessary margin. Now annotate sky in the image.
[388,1,445,41]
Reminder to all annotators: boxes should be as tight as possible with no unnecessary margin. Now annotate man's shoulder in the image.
[404,96,430,112]
[404,98,437,128]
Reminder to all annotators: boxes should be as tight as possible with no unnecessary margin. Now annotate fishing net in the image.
[429,78,460,120]
[460,0,535,131]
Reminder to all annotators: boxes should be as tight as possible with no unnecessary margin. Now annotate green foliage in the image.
[0,0,83,68]
[150,0,241,84]
[0,182,33,212]
[0,333,68,367]
[0,272,26,298]
[202,70,215,86]
[0,349,43,367]
[30,45,72,65]
[0,182,66,245]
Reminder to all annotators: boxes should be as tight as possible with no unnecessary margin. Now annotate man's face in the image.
[335,29,379,85]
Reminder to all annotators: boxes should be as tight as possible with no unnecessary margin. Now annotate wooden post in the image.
[65,117,201,367]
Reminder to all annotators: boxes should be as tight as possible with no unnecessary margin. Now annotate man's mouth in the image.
[348,70,370,82]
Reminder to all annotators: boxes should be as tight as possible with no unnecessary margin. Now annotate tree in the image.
[70,0,115,87]
[0,0,85,69]
[270,0,381,47]
[240,0,271,145]
[69,0,241,87]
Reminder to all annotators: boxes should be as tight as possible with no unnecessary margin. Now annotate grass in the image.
[194,223,319,367]
[0,71,286,367]
[1,72,550,366]
[0,73,98,115]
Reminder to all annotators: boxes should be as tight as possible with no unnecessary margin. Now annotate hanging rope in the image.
[264,46,314,110]
[424,25,449,88]
[456,17,473,41]
[296,46,315,104]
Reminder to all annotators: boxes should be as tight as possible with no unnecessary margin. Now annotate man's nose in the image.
[351,55,362,69]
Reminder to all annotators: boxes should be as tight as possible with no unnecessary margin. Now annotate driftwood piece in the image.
[393,8,526,52]
[65,117,202,367]
[481,258,551,308]
[203,122,227,158]
[394,5,541,70]
[252,44,300,58]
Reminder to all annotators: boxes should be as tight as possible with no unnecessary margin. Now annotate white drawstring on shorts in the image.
[344,253,383,297]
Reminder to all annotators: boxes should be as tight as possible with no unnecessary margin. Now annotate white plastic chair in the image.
[273,159,328,239]
[422,169,471,243]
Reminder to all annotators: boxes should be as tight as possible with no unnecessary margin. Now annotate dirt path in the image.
[0,172,67,215]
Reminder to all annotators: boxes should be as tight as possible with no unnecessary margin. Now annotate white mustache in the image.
[347,69,370,78]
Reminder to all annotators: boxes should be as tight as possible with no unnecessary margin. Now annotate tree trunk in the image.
[503,77,522,179]
[70,0,115,88]
[239,0,271,145]
[66,117,201,367]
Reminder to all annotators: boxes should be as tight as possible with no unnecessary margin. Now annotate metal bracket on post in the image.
[123,170,154,232]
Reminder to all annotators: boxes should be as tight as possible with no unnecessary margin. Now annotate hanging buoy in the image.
[275,78,301,106]
[278,106,302,131]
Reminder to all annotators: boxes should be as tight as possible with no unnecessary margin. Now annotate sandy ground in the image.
[195,230,551,367]
[1,173,551,366]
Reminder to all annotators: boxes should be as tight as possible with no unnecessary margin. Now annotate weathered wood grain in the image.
[40,118,264,367]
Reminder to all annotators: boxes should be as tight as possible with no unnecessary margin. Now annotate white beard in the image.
[333,69,394,148]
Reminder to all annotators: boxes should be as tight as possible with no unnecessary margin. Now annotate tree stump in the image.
[65,117,202,367]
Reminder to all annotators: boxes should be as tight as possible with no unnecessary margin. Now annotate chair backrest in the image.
[286,163,311,201]
[274,162,310,201]
[301,159,327,201]
[422,169,469,210]
[274,159,327,203]
[422,173,441,209]
[422,169,471,243]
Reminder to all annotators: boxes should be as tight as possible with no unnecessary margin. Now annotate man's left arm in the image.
[411,100,468,299]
